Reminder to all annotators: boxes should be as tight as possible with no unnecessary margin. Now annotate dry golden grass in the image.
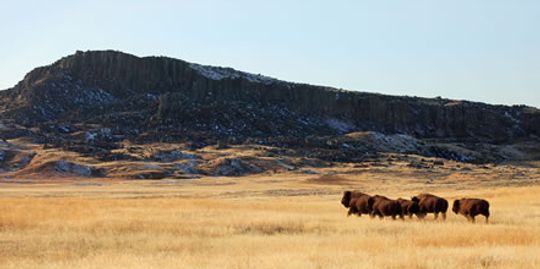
[0,174,539,269]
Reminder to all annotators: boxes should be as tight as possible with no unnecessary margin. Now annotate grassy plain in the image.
[0,170,539,269]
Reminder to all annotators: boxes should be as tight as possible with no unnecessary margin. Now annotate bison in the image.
[397,198,420,219]
[370,195,403,220]
[341,191,373,217]
[452,198,490,223]
[411,193,448,220]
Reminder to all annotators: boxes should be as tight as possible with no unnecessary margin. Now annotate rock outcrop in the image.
[1,50,538,143]
[0,50,539,179]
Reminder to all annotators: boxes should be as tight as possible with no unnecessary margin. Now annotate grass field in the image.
[0,173,539,269]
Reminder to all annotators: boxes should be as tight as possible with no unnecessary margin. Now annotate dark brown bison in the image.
[397,198,420,219]
[411,193,448,220]
[452,198,490,223]
[370,195,403,220]
[341,191,373,217]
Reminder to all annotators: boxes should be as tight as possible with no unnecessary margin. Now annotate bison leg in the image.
[441,212,446,221]
[485,215,489,224]
[348,207,359,217]
[434,212,439,220]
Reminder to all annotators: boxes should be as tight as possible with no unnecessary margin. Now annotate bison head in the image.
[408,201,420,215]
[411,196,420,203]
[452,200,461,214]
[341,191,352,208]
[367,196,375,211]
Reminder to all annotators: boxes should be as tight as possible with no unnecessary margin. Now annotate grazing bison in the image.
[452,198,490,223]
[370,195,403,220]
[411,193,448,220]
[341,191,373,217]
[397,198,420,219]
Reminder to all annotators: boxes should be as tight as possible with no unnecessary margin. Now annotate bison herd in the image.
[341,191,490,223]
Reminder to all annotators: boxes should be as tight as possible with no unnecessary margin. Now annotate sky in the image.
[1,0,539,107]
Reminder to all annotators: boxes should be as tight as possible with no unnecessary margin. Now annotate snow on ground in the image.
[189,63,277,84]
[325,118,355,133]
[367,132,420,153]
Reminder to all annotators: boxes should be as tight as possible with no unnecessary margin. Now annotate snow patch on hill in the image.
[189,63,277,84]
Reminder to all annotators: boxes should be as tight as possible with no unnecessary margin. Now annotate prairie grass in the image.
[0,178,539,269]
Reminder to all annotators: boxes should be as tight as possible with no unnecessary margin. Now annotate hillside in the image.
[0,50,539,179]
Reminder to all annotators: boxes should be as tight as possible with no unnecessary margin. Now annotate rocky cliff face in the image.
[2,50,538,144]
[0,50,539,176]
[0,51,540,153]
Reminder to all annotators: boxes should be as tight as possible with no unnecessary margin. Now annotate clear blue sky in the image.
[1,1,539,107]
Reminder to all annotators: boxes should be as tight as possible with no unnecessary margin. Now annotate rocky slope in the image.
[0,50,539,179]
